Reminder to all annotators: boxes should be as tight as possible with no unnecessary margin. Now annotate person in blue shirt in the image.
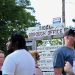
[53,29,75,75]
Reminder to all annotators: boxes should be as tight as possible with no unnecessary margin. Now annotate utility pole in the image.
[62,0,65,27]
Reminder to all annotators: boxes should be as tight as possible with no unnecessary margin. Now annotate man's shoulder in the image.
[5,51,17,60]
[56,46,65,51]
[54,46,68,55]
[58,46,70,51]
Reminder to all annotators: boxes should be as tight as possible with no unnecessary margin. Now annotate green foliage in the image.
[0,25,9,53]
[36,39,63,47]
[0,0,37,53]
[36,40,43,46]
[72,19,75,22]
[49,39,62,45]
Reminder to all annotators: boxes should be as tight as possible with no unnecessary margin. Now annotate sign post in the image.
[26,25,64,75]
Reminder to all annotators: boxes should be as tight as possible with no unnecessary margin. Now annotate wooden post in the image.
[62,0,65,27]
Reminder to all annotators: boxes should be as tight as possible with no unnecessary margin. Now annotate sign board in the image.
[37,45,63,74]
[26,25,65,75]
[53,17,61,24]
[43,72,54,75]
[26,41,33,46]
[27,27,64,38]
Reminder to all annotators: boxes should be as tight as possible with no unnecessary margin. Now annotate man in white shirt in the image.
[2,32,35,75]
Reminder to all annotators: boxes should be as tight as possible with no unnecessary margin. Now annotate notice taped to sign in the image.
[37,45,62,75]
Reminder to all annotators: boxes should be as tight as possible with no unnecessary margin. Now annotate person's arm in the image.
[35,64,43,75]
[53,49,64,75]
[54,68,63,75]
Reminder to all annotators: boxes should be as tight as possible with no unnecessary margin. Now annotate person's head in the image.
[30,50,40,63]
[0,50,5,67]
[64,29,75,47]
[6,32,27,54]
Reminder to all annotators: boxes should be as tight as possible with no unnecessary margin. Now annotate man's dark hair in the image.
[9,32,27,50]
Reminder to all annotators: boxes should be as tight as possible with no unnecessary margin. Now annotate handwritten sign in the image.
[27,27,64,38]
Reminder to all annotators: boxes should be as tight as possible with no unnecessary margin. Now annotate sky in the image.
[30,0,75,27]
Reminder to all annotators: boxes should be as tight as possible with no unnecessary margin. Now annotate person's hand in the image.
[64,61,74,75]
[64,61,72,72]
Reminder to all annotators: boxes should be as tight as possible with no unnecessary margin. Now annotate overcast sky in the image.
[30,0,75,27]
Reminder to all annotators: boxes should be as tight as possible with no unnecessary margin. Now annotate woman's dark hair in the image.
[9,32,27,50]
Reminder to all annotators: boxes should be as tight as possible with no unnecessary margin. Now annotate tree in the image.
[0,0,37,52]
[72,19,75,22]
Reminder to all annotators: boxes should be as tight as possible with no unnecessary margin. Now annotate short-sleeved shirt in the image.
[53,46,75,75]
[2,49,35,75]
